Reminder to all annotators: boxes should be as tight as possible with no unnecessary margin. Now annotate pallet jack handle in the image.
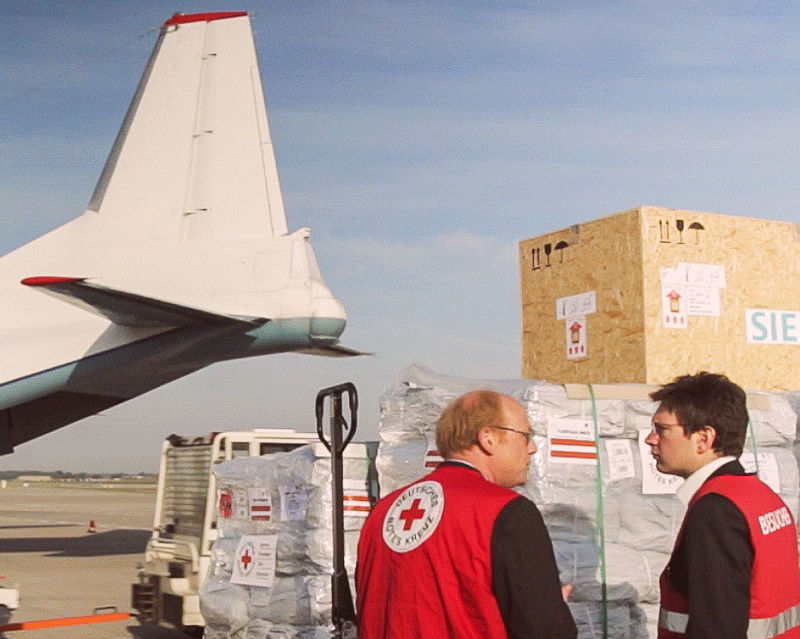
[316,383,358,638]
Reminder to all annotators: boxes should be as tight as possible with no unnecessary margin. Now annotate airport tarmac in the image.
[0,482,188,639]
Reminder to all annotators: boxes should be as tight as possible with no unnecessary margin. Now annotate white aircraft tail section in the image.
[90,11,288,240]
[0,12,360,454]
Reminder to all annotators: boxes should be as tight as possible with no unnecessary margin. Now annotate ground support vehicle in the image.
[131,429,318,633]
[0,580,18,623]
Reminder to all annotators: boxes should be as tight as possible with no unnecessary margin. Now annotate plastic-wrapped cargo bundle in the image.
[747,392,798,446]
[213,445,368,574]
[202,541,250,639]
[378,364,628,440]
[533,436,680,607]
[568,583,649,639]
[375,364,800,639]
[381,364,799,443]
[201,443,369,639]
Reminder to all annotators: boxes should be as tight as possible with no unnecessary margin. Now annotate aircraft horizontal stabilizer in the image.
[297,345,370,357]
[21,277,267,328]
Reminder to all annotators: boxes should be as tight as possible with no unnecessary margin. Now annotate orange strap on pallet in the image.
[0,611,130,632]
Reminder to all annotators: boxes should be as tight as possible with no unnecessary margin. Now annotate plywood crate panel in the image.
[520,206,800,390]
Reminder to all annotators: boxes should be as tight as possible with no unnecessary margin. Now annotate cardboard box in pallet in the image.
[519,206,800,390]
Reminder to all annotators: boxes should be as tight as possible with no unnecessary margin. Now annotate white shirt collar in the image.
[676,455,737,505]
[445,458,478,471]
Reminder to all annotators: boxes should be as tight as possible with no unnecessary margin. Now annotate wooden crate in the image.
[519,206,800,390]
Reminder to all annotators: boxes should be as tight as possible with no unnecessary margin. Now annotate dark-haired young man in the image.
[646,372,800,639]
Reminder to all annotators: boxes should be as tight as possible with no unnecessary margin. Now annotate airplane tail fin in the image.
[89,12,288,241]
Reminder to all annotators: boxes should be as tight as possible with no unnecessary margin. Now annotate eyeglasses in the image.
[650,421,684,437]
[493,425,533,443]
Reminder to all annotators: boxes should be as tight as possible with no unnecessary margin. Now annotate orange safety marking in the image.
[0,611,130,631]
[551,450,597,459]
[551,438,596,447]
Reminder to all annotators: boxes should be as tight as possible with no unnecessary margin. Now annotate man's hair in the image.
[650,371,748,457]
[435,390,506,457]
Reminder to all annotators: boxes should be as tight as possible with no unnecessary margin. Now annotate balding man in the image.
[356,390,576,639]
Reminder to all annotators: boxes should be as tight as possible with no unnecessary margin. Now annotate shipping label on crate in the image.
[661,284,688,329]
[343,478,372,517]
[556,291,597,319]
[556,292,595,360]
[231,534,278,588]
[218,486,249,520]
[248,486,272,521]
[279,483,309,521]
[605,439,636,482]
[547,419,597,465]
[746,309,800,345]
[661,263,725,328]
[740,452,781,493]
[565,316,588,359]
[424,431,444,469]
[638,428,684,494]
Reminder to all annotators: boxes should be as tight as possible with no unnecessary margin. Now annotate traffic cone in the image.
[87,520,97,533]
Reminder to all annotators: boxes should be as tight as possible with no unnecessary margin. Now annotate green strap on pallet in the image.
[747,418,760,476]
[588,383,608,639]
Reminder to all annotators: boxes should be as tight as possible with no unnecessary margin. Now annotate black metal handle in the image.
[315,382,358,454]
[315,382,359,635]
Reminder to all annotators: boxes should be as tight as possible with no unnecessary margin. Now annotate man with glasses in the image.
[356,389,576,639]
[646,372,800,639]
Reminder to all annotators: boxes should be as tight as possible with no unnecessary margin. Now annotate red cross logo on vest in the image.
[383,480,445,553]
[399,498,426,530]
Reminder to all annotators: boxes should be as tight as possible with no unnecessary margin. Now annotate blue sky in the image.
[2,1,799,471]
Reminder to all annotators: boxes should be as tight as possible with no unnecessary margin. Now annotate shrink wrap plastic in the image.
[376,365,800,639]
[201,445,368,639]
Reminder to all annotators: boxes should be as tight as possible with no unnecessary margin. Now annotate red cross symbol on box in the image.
[399,498,426,531]
[240,548,252,570]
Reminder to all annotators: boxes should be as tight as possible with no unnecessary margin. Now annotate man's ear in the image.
[694,425,717,455]
[477,426,496,456]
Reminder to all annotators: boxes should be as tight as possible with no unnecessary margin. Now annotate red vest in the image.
[356,463,518,639]
[659,474,800,639]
